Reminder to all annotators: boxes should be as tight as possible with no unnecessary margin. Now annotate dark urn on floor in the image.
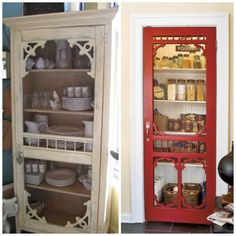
[218,141,234,186]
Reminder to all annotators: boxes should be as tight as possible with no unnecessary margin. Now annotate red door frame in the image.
[143,27,216,224]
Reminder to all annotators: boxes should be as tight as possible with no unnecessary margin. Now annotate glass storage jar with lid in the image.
[182,54,191,68]
[186,79,196,101]
[196,79,205,101]
[168,57,173,68]
[171,56,178,68]
[193,55,201,69]
[177,54,183,68]
[153,56,160,69]
[200,53,206,69]
[167,79,176,101]
[177,79,186,101]
[159,56,169,68]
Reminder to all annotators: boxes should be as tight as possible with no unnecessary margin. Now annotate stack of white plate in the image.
[46,169,76,187]
[62,97,92,111]
[47,125,84,150]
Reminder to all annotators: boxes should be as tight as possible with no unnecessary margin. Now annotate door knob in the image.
[146,121,150,142]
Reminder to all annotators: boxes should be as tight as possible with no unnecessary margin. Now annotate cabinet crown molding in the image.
[3,8,118,30]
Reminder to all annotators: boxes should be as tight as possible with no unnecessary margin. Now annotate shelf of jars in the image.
[154,99,206,104]
[154,68,206,74]
[26,180,91,198]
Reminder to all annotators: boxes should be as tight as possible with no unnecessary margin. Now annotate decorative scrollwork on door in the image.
[65,200,91,230]
[24,190,47,224]
[22,41,47,77]
[68,39,95,78]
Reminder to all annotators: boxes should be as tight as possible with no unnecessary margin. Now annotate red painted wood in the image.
[143,27,216,224]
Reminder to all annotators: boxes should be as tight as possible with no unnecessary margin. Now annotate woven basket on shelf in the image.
[163,183,178,205]
[182,183,201,206]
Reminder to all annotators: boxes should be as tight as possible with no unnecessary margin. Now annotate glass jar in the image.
[180,114,186,132]
[196,114,205,132]
[177,54,183,68]
[168,57,173,68]
[189,49,195,68]
[171,56,178,68]
[173,119,181,131]
[159,56,169,68]
[168,119,174,131]
[193,55,201,69]
[177,79,186,101]
[167,79,176,101]
[185,117,193,132]
[182,54,191,68]
[196,79,205,101]
[186,79,195,101]
[153,56,160,69]
[200,54,206,69]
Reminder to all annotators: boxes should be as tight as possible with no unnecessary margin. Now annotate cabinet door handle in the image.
[146,121,150,142]
[16,152,24,165]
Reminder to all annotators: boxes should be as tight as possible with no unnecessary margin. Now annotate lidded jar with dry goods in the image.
[159,56,169,68]
[186,79,195,101]
[167,79,176,101]
[196,79,205,101]
[183,54,191,68]
[177,79,186,101]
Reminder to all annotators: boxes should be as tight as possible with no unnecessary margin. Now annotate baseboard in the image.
[121,213,132,223]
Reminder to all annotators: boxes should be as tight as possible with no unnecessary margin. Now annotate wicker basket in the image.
[182,183,201,206]
[163,183,178,205]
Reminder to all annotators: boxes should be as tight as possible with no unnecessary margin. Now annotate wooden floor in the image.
[121,222,213,233]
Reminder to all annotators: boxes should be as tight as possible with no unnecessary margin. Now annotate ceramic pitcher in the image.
[82,121,93,152]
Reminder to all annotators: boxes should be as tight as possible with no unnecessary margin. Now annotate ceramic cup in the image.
[82,87,91,98]
[74,87,82,97]
[67,87,74,97]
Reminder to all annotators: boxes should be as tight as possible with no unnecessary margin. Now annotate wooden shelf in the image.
[26,180,91,198]
[154,68,206,73]
[28,69,90,73]
[154,99,206,104]
[156,161,204,167]
[24,108,94,116]
[157,131,206,136]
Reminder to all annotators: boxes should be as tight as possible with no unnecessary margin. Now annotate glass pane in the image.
[153,158,178,207]
[181,158,206,209]
[22,39,95,153]
[153,43,207,136]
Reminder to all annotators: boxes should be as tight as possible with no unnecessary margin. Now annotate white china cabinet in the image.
[4,8,118,233]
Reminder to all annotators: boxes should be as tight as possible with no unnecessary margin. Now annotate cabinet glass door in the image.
[144,27,216,224]
[18,26,104,232]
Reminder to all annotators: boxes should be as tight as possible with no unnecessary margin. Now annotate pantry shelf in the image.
[154,68,206,73]
[156,161,204,168]
[154,100,206,104]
